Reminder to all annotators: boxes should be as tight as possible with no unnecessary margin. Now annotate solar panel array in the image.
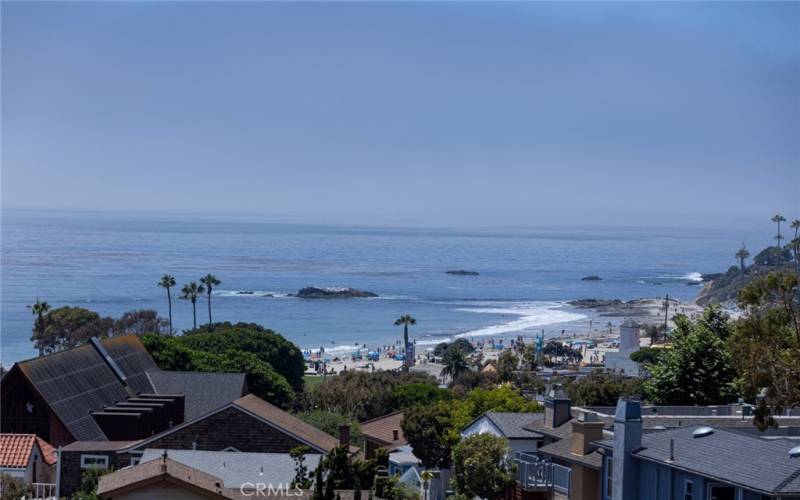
[101,336,158,394]
[19,336,158,441]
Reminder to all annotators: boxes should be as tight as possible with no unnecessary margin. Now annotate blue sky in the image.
[2,2,798,228]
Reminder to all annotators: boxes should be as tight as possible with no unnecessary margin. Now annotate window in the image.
[605,457,613,498]
[129,452,143,466]
[684,480,694,500]
[80,455,109,469]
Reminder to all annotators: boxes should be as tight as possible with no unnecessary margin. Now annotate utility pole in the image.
[663,293,670,340]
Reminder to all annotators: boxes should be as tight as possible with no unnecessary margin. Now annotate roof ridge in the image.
[360,411,404,425]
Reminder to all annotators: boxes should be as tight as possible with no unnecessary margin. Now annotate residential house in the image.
[536,412,606,500]
[0,433,58,497]
[0,335,246,446]
[576,402,800,432]
[96,451,356,500]
[360,412,406,459]
[97,454,237,499]
[461,412,544,454]
[598,399,800,500]
[59,393,352,497]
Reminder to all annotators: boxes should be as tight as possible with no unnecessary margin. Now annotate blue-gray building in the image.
[598,399,800,500]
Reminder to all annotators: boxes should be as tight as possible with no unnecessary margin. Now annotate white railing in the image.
[514,452,571,495]
[31,482,57,499]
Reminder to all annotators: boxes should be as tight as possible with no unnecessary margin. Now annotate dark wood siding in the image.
[135,407,306,453]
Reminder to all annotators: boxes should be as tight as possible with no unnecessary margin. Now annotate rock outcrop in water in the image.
[293,287,378,299]
[581,275,602,281]
[446,270,479,276]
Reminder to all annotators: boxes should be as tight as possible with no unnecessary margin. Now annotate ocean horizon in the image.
[0,209,769,365]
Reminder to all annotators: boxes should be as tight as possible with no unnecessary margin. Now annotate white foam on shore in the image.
[455,302,586,338]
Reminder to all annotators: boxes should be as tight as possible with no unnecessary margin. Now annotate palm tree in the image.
[199,274,221,326]
[27,299,51,355]
[181,282,205,330]
[157,274,176,335]
[791,220,800,271]
[394,315,416,371]
[735,245,750,274]
[440,348,469,382]
[772,214,787,247]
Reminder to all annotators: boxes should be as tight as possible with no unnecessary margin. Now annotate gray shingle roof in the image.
[633,427,800,494]
[147,370,247,420]
[140,448,322,489]
[537,438,603,470]
[523,418,574,440]
[484,413,545,439]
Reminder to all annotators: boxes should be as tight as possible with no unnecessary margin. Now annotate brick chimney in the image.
[338,424,350,447]
[612,398,642,500]
[544,385,572,429]
[570,411,604,456]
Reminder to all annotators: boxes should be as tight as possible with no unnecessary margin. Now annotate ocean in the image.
[0,210,766,365]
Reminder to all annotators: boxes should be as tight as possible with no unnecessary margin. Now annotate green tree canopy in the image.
[496,350,519,382]
[401,401,459,469]
[452,434,516,499]
[300,370,439,421]
[295,410,361,446]
[31,306,114,354]
[644,307,738,405]
[433,338,475,358]
[182,322,305,392]
[753,246,793,267]
[391,383,450,410]
[729,271,800,429]
[112,309,169,336]
[563,369,643,406]
[141,333,295,407]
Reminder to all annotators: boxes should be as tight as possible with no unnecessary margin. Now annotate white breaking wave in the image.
[646,272,703,283]
[455,302,586,338]
[415,337,452,346]
[682,272,703,282]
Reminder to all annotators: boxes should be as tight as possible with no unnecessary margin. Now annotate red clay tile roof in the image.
[35,436,57,465]
[359,412,407,449]
[0,434,56,468]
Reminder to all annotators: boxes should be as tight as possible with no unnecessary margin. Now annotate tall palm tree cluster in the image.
[158,273,221,332]
[736,215,800,273]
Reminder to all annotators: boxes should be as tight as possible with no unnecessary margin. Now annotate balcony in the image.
[514,452,571,495]
[31,482,57,499]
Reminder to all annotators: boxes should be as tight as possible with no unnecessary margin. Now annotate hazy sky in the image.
[2,2,798,228]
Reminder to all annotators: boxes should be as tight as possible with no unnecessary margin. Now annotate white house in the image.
[460,412,544,454]
[0,434,57,485]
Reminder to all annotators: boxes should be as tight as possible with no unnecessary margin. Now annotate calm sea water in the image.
[0,210,765,365]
